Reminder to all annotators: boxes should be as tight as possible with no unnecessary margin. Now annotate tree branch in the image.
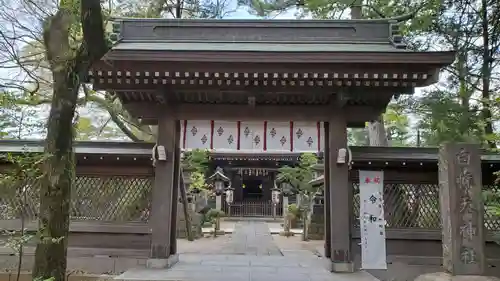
[81,86,143,142]
[75,0,108,79]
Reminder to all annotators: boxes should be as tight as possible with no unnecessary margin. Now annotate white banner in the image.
[359,170,387,270]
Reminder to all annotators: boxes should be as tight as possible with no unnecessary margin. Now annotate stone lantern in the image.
[270,182,281,219]
[311,162,325,182]
[309,162,325,192]
[207,167,230,211]
[280,181,294,197]
[181,165,197,209]
[276,178,294,218]
[181,166,192,199]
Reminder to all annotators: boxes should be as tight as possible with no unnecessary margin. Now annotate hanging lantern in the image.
[271,184,281,204]
[225,186,235,204]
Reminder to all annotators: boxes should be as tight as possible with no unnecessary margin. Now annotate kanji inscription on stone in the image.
[438,143,485,275]
[460,221,476,241]
[460,247,477,264]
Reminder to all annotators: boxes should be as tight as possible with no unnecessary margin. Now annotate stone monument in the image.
[415,143,499,281]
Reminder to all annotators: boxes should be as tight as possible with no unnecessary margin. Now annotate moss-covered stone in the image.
[307,205,325,240]
[176,203,202,239]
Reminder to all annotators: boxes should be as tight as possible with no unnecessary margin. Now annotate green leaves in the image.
[384,103,410,147]
[0,151,50,191]
[277,153,318,196]
[415,90,486,146]
[189,171,209,192]
[182,149,210,174]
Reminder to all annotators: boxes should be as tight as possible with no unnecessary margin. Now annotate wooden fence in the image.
[1,167,499,244]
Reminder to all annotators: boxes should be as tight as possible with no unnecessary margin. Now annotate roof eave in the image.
[1,140,498,163]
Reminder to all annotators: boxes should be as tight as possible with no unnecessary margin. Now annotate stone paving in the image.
[116,254,380,281]
[116,221,380,281]
[218,221,282,255]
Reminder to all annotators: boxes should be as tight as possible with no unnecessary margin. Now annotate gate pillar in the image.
[324,121,331,259]
[147,114,180,268]
[327,110,354,272]
[170,122,182,255]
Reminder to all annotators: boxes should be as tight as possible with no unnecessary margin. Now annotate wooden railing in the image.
[222,200,283,217]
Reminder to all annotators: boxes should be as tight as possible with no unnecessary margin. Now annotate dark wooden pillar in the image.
[323,122,331,259]
[263,174,271,202]
[328,110,353,272]
[170,121,181,255]
[233,172,243,202]
[439,143,485,275]
[147,114,180,268]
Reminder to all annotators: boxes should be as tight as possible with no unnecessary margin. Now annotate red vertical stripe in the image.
[290,121,294,152]
[182,120,187,149]
[237,121,241,150]
[263,121,267,151]
[317,122,321,152]
[210,120,214,149]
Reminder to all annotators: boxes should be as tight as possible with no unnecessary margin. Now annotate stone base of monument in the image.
[146,254,179,269]
[279,230,295,237]
[207,230,226,236]
[415,272,500,281]
[330,261,355,273]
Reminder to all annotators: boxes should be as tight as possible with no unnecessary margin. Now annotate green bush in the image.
[206,208,225,222]
[288,204,302,220]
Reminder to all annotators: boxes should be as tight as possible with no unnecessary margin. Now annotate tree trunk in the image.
[32,10,78,281]
[367,116,389,146]
[302,214,309,241]
[349,1,390,148]
[302,198,314,241]
[350,0,362,19]
[31,1,106,279]
[480,0,495,148]
[180,172,194,241]
[457,51,472,138]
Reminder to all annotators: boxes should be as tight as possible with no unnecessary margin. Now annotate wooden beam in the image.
[123,103,381,122]
[90,61,445,78]
[93,81,416,95]
[102,50,456,65]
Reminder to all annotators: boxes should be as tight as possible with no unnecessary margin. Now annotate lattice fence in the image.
[351,182,500,231]
[0,175,153,222]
